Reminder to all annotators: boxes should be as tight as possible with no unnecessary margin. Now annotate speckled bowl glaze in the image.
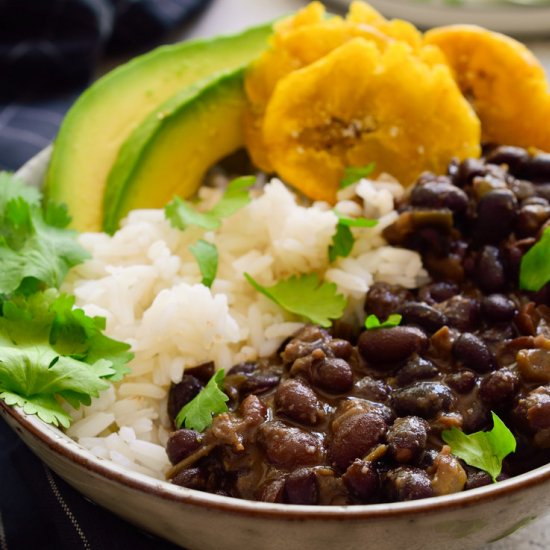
[3,148,550,550]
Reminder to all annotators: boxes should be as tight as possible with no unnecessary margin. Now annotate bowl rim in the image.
[4,399,550,520]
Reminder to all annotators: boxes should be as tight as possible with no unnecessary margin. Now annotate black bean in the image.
[410,181,469,214]
[171,467,206,490]
[464,468,493,490]
[514,386,550,434]
[396,356,438,386]
[354,376,391,402]
[365,282,414,321]
[453,158,486,187]
[453,333,496,373]
[328,339,354,360]
[441,296,480,331]
[485,146,529,173]
[240,373,281,395]
[227,362,257,376]
[257,478,285,503]
[358,326,428,365]
[167,375,203,422]
[275,379,325,426]
[258,421,325,469]
[475,246,506,293]
[166,429,202,465]
[385,467,434,501]
[330,412,387,471]
[474,190,518,244]
[186,361,215,384]
[479,369,520,407]
[508,178,536,201]
[342,459,380,502]
[398,302,448,334]
[516,152,550,182]
[314,357,354,393]
[284,468,318,505]
[418,281,458,304]
[392,382,454,419]
[535,183,550,202]
[481,294,517,322]
[387,416,429,464]
[446,370,477,394]
[516,204,550,237]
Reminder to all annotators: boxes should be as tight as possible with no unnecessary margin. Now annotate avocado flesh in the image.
[103,69,247,233]
[45,23,272,232]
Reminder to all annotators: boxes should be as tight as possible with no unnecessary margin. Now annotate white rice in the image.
[62,176,428,477]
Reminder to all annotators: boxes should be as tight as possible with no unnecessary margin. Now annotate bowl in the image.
[2,148,550,550]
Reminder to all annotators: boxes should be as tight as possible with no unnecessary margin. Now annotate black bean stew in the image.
[165,146,550,505]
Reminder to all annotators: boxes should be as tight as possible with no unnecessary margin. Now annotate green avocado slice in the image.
[102,68,247,233]
[45,23,272,232]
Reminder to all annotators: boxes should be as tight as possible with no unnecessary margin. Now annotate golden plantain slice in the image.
[425,25,550,150]
[262,39,481,202]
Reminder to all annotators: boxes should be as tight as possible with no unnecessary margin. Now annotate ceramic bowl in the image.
[2,148,550,550]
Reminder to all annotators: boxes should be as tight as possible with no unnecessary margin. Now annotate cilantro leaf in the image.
[365,313,402,330]
[244,272,347,328]
[165,176,255,231]
[209,176,255,219]
[340,163,376,189]
[175,369,229,432]
[0,172,89,294]
[329,211,378,262]
[189,240,218,288]
[519,226,550,292]
[0,290,133,426]
[164,196,219,231]
[442,412,516,482]
[329,224,354,263]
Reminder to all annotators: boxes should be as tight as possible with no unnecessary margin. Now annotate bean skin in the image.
[171,467,207,490]
[516,152,550,182]
[392,382,454,419]
[453,333,496,373]
[481,294,517,323]
[398,302,449,334]
[284,468,318,505]
[275,379,325,426]
[330,412,387,471]
[387,416,429,464]
[486,146,530,173]
[474,190,518,244]
[314,357,354,393]
[475,246,507,294]
[479,369,520,407]
[166,429,202,465]
[365,282,414,321]
[410,181,469,214]
[342,459,380,501]
[358,326,428,365]
[385,467,434,501]
[396,356,438,387]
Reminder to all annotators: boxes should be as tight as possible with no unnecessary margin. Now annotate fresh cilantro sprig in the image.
[165,175,255,231]
[0,172,89,294]
[340,162,376,189]
[0,290,133,427]
[519,226,550,292]
[329,210,378,263]
[244,272,347,328]
[442,412,516,482]
[365,313,402,330]
[189,240,218,288]
[175,369,229,432]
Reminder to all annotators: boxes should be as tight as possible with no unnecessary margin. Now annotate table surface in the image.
[181,1,550,549]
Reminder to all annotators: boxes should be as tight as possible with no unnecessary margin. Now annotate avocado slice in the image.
[103,68,247,233]
[45,23,272,232]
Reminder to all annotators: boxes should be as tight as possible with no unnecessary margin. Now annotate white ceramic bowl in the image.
[3,148,550,550]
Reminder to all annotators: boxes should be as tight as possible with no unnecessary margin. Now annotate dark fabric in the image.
[0,418,182,549]
[0,1,210,546]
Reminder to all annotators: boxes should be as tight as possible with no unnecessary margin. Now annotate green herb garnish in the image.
[442,412,516,482]
[329,210,378,263]
[189,240,218,288]
[519,226,550,292]
[0,290,133,427]
[0,172,89,294]
[340,162,376,189]
[244,272,347,328]
[165,175,255,231]
[175,369,229,432]
[365,313,402,330]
